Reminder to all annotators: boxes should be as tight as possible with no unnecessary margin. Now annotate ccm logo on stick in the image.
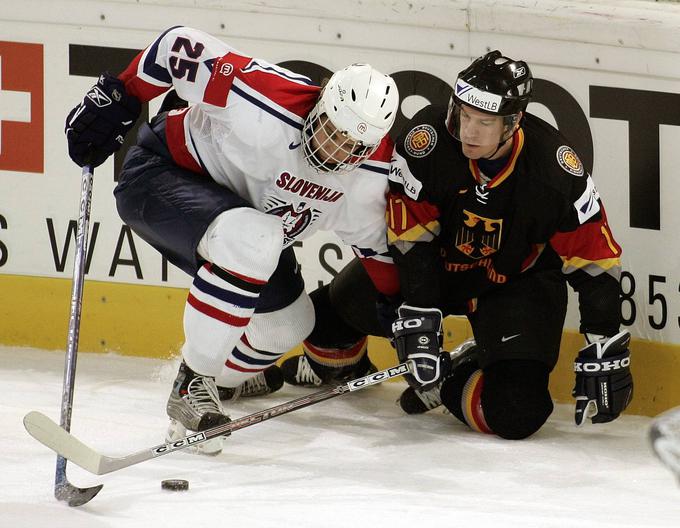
[152,432,207,455]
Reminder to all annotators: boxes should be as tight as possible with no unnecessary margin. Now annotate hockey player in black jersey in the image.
[385,50,633,439]
[284,51,633,440]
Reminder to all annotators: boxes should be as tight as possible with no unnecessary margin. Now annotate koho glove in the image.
[573,330,633,426]
[392,304,450,391]
[65,72,142,168]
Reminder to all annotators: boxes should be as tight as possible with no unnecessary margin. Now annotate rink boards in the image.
[1,272,678,418]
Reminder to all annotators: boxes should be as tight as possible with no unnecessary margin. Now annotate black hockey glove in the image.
[65,72,141,168]
[392,304,450,391]
[573,330,633,426]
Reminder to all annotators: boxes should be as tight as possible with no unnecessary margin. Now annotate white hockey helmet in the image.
[302,63,398,173]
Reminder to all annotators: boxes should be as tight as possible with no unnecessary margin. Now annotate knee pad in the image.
[441,359,553,440]
[482,360,553,440]
[197,208,283,281]
[245,292,315,355]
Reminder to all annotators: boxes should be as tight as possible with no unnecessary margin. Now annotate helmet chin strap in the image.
[482,137,510,160]
[482,126,516,160]
[482,142,504,160]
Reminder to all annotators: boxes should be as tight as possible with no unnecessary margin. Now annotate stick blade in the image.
[55,480,103,507]
[24,411,104,475]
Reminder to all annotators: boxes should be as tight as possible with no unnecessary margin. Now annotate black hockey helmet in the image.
[451,50,533,116]
[446,51,533,146]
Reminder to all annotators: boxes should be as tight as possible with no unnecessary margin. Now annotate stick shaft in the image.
[55,164,94,488]
[224,361,412,434]
[26,361,412,475]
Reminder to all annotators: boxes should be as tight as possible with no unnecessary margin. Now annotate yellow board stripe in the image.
[0,274,186,357]
[3,274,680,418]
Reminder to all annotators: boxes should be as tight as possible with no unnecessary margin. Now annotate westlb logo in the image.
[455,79,501,113]
[0,41,43,173]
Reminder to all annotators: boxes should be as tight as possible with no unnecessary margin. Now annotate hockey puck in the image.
[161,479,189,491]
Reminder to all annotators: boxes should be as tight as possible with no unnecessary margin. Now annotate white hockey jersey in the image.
[119,26,395,282]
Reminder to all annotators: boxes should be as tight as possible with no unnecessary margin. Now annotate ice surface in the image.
[1,346,679,528]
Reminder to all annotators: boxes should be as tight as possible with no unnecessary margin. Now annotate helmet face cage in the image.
[301,63,398,174]
[445,50,533,142]
[302,103,378,174]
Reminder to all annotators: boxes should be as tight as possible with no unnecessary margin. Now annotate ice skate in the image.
[166,361,230,456]
[281,353,376,388]
[217,365,284,401]
[399,339,478,414]
[281,354,324,387]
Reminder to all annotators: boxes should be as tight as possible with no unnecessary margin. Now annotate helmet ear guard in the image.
[302,64,399,173]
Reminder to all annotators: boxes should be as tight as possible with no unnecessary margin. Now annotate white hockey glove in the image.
[573,330,633,426]
[392,304,450,391]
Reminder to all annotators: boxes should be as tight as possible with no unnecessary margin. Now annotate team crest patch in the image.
[556,145,584,177]
[404,125,437,158]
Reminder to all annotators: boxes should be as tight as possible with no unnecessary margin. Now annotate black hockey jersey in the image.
[387,105,622,336]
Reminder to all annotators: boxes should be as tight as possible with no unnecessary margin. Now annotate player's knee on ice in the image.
[482,360,553,440]
[198,209,284,280]
[442,359,553,440]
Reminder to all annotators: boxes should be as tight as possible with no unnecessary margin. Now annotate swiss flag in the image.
[0,41,43,173]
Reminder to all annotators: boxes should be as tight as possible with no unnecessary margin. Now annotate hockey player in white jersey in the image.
[64,26,400,454]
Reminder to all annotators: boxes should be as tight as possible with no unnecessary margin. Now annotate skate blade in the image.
[166,419,223,456]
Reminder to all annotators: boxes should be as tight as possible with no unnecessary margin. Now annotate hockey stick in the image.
[25,361,413,476]
[649,406,680,484]
[54,163,103,506]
